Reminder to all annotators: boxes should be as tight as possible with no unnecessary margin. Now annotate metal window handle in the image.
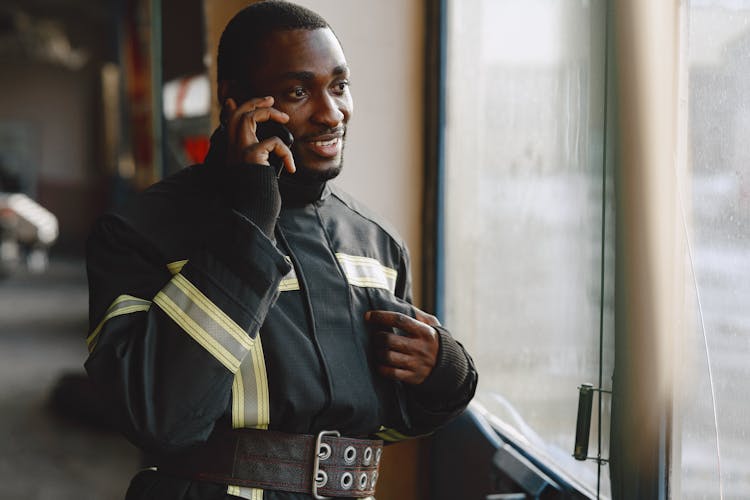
[573,383,611,464]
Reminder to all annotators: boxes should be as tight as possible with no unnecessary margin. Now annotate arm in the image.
[85,96,296,454]
[84,208,290,455]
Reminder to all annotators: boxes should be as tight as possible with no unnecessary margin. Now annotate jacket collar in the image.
[204,127,330,207]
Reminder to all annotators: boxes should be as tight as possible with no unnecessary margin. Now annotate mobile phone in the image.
[256,121,294,176]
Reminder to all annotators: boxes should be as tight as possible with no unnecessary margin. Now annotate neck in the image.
[278,173,326,206]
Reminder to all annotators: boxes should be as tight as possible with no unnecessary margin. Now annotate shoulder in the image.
[94,164,216,256]
[123,164,210,222]
[326,184,408,252]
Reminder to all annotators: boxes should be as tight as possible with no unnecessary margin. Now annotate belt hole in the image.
[371,471,378,488]
[344,445,357,465]
[363,446,373,465]
[358,472,368,490]
[318,442,331,461]
[341,471,353,490]
[375,448,382,465]
[315,470,328,488]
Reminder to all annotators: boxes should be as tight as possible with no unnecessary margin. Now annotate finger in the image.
[227,96,274,148]
[376,365,422,385]
[226,97,254,148]
[372,330,414,354]
[413,307,441,327]
[375,348,415,371]
[365,310,412,329]
[383,335,437,368]
[234,95,275,115]
[271,140,297,174]
[240,137,296,173]
[365,310,435,340]
[237,108,291,151]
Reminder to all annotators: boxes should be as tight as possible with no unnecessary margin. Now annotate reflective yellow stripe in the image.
[278,258,300,291]
[171,273,252,350]
[335,253,397,292]
[154,273,254,373]
[251,333,269,428]
[232,369,245,427]
[232,331,270,429]
[166,259,188,275]
[278,278,300,291]
[154,291,241,372]
[227,485,264,499]
[375,429,404,442]
[375,426,430,443]
[87,295,151,352]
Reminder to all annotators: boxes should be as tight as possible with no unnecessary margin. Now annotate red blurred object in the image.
[182,136,210,164]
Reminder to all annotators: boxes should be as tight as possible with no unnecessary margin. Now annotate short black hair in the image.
[217,1,330,84]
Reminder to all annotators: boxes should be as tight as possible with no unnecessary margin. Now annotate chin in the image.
[294,153,345,182]
[296,163,343,183]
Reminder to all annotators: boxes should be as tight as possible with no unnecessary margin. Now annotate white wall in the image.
[293,0,425,304]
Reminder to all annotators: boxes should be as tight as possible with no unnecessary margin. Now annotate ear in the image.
[218,80,233,104]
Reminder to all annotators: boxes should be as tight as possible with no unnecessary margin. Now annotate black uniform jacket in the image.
[84,146,477,499]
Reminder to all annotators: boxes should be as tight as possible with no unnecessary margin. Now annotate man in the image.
[85,2,477,499]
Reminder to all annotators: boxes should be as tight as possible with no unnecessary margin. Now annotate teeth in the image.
[313,138,338,147]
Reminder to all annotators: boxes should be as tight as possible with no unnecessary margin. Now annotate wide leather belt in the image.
[158,428,383,499]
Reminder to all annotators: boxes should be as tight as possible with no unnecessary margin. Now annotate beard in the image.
[294,162,343,183]
[290,142,345,183]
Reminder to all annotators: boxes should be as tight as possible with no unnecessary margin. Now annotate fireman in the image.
[85,2,477,499]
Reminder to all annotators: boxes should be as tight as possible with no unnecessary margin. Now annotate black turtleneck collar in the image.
[278,174,327,207]
[204,126,329,207]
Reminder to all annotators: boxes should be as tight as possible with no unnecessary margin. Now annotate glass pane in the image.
[443,0,613,496]
[681,1,750,498]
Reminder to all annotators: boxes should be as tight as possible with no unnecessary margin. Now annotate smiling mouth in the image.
[306,136,342,158]
[313,138,338,147]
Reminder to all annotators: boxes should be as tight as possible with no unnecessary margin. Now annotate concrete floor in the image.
[0,258,140,500]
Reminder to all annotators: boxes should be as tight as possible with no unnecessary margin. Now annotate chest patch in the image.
[335,253,397,293]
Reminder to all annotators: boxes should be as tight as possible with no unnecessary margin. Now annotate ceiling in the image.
[0,0,117,69]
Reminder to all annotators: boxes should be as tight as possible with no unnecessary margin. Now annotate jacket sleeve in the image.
[84,207,291,455]
[377,245,478,442]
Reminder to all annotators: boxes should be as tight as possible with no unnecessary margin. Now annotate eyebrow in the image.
[280,65,349,81]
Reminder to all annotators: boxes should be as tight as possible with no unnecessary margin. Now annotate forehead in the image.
[253,28,347,80]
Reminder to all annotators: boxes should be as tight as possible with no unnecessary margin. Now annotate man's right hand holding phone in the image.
[222,96,296,175]
[219,96,295,239]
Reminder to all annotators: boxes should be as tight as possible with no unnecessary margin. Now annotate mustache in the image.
[295,126,346,142]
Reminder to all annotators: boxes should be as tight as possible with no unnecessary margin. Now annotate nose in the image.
[311,92,347,128]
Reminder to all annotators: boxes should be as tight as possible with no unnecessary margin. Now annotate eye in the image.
[332,80,350,95]
[288,86,308,99]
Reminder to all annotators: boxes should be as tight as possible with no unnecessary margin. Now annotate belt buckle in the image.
[312,430,340,500]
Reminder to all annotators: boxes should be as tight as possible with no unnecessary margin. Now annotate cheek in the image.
[342,95,354,121]
[278,109,307,139]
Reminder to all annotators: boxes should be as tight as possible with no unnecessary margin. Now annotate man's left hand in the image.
[365,307,441,386]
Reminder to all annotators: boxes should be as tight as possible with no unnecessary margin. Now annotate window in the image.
[441,1,750,497]
[678,1,750,497]
[442,0,613,497]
